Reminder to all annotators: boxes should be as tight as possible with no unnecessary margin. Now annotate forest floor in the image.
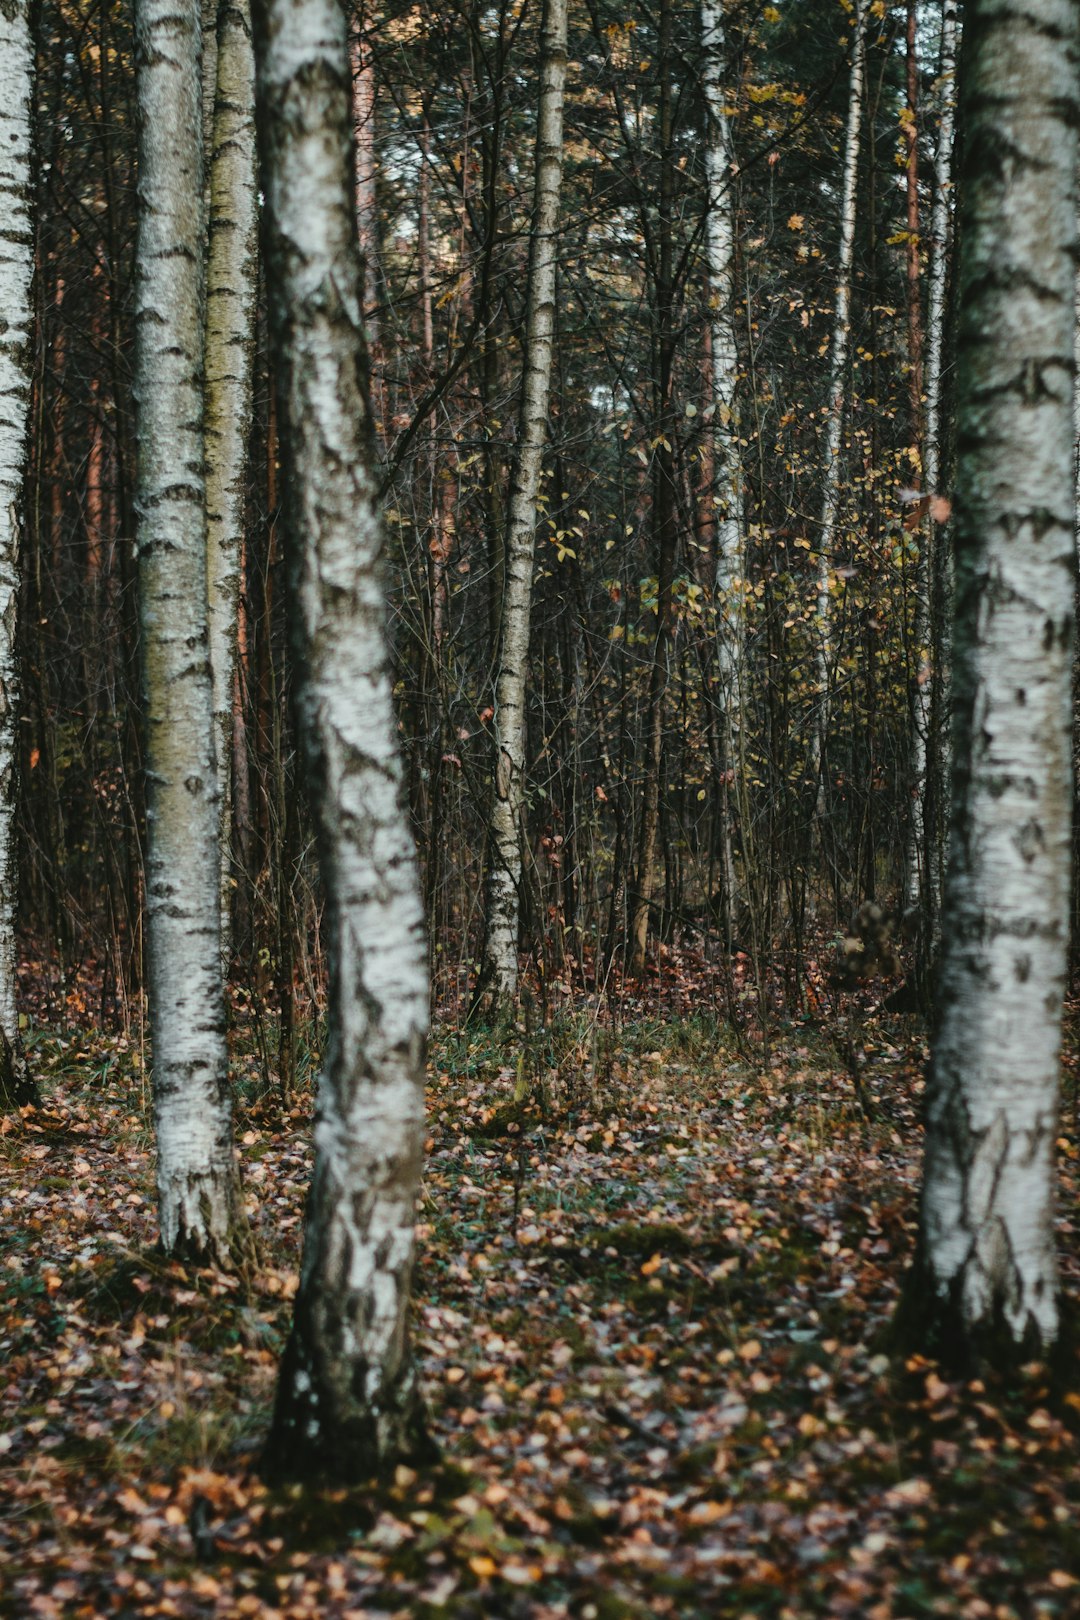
[3,969,1080,1619]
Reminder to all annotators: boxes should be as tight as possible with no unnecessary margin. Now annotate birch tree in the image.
[205,0,258,951]
[701,0,741,683]
[474,0,570,1020]
[629,0,678,975]
[903,0,959,924]
[0,0,35,1108]
[134,0,244,1260]
[252,0,431,1478]
[905,0,1078,1363]
[701,0,742,939]
[810,0,866,804]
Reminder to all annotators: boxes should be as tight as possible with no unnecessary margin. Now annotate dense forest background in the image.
[26,0,939,1036]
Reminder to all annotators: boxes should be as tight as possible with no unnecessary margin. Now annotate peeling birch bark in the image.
[0,0,35,1108]
[253,0,431,1479]
[205,0,258,960]
[134,0,244,1260]
[474,0,570,1020]
[810,0,866,807]
[907,0,1078,1363]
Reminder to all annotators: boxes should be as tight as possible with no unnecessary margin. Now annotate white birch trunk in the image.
[253,0,431,1479]
[475,0,570,1018]
[701,0,742,690]
[701,0,742,935]
[205,0,258,958]
[134,0,242,1261]
[0,0,34,1106]
[910,0,1078,1361]
[810,0,866,796]
[903,0,958,920]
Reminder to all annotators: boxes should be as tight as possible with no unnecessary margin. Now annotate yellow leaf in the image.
[924,1373,949,1403]
[688,1499,733,1524]
[640,1252,663,1276]
[501,1563,537,1585]
[117,1487,151,1516]
[886,1477,933,1507]
[469,1556,498,1579]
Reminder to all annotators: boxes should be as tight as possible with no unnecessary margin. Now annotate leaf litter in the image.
[2,997,1080,1619]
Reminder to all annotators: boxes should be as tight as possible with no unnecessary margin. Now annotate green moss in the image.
[593,1220,697,1257]
[581,1590,652,1620]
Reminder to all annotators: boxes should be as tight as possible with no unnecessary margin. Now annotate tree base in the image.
[261,1329,437,1486]
[159,1168,259,1277]
[0,1027,39,1111]
[467,978,524,1035]
[164,1225,259,1278]
[890,1250,1065,1380]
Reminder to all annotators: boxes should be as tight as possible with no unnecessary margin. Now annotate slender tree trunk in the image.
[0,0,36,1108]
[903,0,957,927]
[134,0,244,1261]
[902,0,1078,1366]
[253,0,431,1480]
[473,0,570,1020]
[903,0,924,425]
[201,0,219,201]
[85,379,104,585]
[349,10,380,343]
[205,0,258,963]
[231,653,253,941]
[919,0,965,939]
[1074,180,1080,974]
[701,0,742,686]
[630,0,677,975]
[810,0,866,809]
[701,0,742,942]
[349,7,382,439]
[419,104,434,366]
